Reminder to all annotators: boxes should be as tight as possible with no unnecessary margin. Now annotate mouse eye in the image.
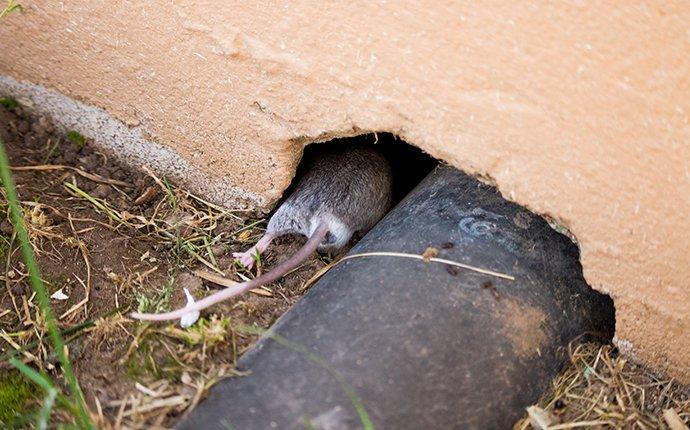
[323,232,336,244]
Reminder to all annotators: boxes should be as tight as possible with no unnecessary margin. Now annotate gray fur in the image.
[267,144,393,251]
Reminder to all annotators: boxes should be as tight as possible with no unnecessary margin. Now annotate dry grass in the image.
[0,171,251,427]
[515,342,690,430]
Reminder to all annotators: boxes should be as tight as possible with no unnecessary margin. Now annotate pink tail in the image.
[130,223,329,322]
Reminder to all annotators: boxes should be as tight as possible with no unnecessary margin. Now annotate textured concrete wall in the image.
[1,1,688,381]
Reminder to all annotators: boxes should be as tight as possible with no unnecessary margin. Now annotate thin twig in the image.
[547,420,614,429]
[11,164,132,187]
[339,251,514,280]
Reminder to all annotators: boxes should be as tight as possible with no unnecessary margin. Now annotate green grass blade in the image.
[0,0,22,19]
[8,358,81,425]
[64,181,125,224]
[162,176,177,209]
[0,137,93,429]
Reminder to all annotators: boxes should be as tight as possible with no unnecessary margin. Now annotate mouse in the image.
[130,143,393,323]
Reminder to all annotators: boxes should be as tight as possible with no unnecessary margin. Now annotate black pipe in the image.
[179,165,615,430]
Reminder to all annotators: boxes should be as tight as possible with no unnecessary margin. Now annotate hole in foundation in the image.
[291,132,438,207]
[289,133,615,344]
[264,133,436,258]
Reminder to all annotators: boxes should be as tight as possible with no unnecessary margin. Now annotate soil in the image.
[0,102,330,428]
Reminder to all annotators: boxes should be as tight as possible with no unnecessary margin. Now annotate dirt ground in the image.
[0,100,688,429]
[0,100,331,428]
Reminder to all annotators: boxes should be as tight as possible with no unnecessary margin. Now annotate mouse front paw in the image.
[233,250,257,269]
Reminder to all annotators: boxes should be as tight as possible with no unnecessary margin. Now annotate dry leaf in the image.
[133,186,158,205]
[421,246,438,262]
